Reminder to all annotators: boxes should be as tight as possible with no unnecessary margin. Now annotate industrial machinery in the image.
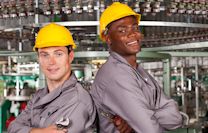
[0,53,38,132]
[0,0,208,133]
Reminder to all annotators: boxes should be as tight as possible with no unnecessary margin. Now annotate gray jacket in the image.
[8,73,96,133]
[90,52,182,133]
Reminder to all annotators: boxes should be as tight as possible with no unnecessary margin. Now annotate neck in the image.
[47,72,71,92]
[124,55,137,69]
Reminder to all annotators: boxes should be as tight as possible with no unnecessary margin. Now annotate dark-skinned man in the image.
[90,2,183,133]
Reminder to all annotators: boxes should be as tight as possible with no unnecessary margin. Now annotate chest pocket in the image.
[39,106,59,128]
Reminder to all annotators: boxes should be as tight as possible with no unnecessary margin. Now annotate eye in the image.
[55,51,64,57]
[118,28,126,34]
[40,53,49,58]
[132,25,139,32]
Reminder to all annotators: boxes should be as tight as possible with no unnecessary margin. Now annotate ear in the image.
[69,50,74,64]
[104,34,112,47]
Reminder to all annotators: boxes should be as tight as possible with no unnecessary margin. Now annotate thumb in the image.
[113,116,122,126]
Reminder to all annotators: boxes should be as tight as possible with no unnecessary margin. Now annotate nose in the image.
[48,56,56,65]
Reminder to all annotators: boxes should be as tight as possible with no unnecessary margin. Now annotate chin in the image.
[130,49,140,54]
[47,75,60,80]
[135,48,141,53]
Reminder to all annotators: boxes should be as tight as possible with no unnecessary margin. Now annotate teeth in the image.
[127,41,137,45]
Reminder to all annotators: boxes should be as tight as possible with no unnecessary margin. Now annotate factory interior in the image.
[0,0,208,132]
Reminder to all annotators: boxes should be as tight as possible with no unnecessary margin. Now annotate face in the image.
[105,16,142,57]
[38,46,74,83]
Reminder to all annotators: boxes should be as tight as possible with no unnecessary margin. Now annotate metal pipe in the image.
[14,75,20,97]
[96,0,100,35]
[7,41,12,73]
[35,0,38,24]
[195,57,199,121]
[181,61,186,113]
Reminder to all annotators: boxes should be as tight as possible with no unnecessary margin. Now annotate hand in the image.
[30,125,68,133]
[113,115,134,133]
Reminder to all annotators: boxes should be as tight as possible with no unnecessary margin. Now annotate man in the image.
[8,23,96,133]
[90,2,183,133]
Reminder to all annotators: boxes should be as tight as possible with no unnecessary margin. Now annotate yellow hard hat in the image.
[99,2,141,42]
[33,23,76,51]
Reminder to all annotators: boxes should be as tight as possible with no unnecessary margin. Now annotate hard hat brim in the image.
[33,42,76,51]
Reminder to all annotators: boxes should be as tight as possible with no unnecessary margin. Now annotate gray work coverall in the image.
[90,52,182,133]
[8,74,96,133]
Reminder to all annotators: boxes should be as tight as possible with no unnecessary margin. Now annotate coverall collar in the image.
[109,51,133,67]
[33,73,78,108]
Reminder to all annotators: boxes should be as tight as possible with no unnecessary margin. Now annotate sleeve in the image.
[8,99,33,133]
[66,96,97,133]
[84,98,97,131]
[154,89,183,130]
[102,67,162,133]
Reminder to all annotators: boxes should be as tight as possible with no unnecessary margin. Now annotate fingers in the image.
[55,125,68,133]
[57,129,67,133]
[121,127,133,133]
[113,116,122,126]
[50,125,68,133]
[32,125,68,133]
[56,128,67,133]
[113,116,134,133]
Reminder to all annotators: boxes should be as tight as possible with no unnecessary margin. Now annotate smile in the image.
[126,41,138,46]
[48,68,59,73]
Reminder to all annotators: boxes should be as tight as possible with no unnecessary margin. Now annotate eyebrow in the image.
[39,51,48,54]
[117,23,138,29]
[54,49,65,53]
[39,49,65,54]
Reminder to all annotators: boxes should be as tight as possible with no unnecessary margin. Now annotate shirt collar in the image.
[109,51,131,66]
[33,73,78,108]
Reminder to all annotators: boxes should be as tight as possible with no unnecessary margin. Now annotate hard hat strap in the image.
[103,28,109,36]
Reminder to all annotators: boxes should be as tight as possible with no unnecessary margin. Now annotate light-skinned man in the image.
[8,23,96,133]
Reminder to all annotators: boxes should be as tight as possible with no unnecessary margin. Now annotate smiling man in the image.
[90,2,183,133]
[8,23,96,133]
